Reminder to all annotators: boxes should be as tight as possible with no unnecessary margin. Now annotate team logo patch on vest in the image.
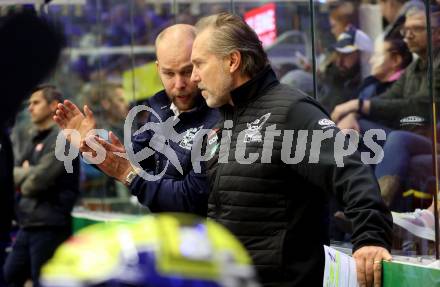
[208,128,219,145]
[318,118,336,129]
[179,126,203,150]
[207,128,220,157]
[244,113,271,143]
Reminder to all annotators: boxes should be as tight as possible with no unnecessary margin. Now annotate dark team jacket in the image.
[129,90,220,216]
[205,66,393,286]
[15,126,79,228]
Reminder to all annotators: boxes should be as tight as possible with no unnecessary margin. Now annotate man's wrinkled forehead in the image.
[191,32,207,59]
[157,39,193,61]
[405,12,426,26]
[192,29,217,60]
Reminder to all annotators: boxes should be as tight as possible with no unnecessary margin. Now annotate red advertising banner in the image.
[244,3,277,47]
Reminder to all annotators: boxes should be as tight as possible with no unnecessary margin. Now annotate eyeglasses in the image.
[400,26,427,36]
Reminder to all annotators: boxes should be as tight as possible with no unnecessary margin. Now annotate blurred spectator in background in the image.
[4,85,79,287]
[335,36,412,132]
[318,1,357,74]
[81,82,128,139]
[79,82,129,201]
[378,0,424,41]
[329,1,356,39]
[281,1,359,98]
[318,25,373,112]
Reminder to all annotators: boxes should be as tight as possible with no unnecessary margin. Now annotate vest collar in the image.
[230,65,279,107]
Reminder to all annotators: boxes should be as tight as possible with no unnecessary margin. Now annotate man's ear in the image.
[229,50,242,73]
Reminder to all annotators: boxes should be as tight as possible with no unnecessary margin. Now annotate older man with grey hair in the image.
[190,12,392,287]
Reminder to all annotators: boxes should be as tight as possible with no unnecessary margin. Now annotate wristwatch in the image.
[124,169,138,187]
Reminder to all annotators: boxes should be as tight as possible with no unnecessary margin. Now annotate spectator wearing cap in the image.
[318,25,373,112]
[335,37,413,134]
[334,24,374,77]
[279,0,359,97]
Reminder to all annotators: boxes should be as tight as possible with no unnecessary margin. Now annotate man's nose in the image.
[190,70,200,83]
[175,75,187,89]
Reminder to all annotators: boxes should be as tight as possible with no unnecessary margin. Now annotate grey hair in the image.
[405,5,440,28]
[405,5,425,18]
[195,12,269,78]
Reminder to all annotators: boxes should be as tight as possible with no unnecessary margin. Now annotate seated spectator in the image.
[331,7,440,135]
[336,37,412,132]
[318,25,373,112]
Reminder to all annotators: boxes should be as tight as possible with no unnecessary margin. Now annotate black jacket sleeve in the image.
[286,97,393,252]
